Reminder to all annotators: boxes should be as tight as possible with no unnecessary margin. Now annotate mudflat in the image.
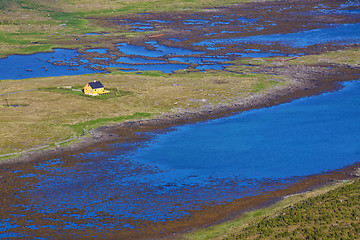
[0,0,360,239]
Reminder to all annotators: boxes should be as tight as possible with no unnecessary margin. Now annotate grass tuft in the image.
[39,86,132,99]
[182,181,354,240]
[67,112,153,135]
[228,180,360,240]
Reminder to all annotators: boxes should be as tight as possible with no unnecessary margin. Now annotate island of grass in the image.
[0,0,360,239]
[0,70,286,157]
[40,84,131,99]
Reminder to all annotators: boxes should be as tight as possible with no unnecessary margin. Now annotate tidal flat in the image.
[0,0,360,239]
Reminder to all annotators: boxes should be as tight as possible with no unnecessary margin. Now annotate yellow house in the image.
[83,81,110,96]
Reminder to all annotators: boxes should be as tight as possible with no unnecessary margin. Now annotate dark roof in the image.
[88,81,104,89]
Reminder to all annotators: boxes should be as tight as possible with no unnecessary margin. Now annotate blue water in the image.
[93,57,110,60]
[196,64,231,70]
[147,19,173,23]
[117,42,169,58]
[117,41,206,57]
[108,62,189,73]
[1,9,359,80]
[134,81,360,179]
[0,49,103,80]
[86,48,108,53]
[195,23,360,49]
[169,56,229,64]
[226,51,288,58]
[117,56,165,64]
[131,25,154,32]
[146,41,206,55]
[1,80,360,238]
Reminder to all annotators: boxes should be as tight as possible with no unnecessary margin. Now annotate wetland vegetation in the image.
[182,179,360,240]
[232,179,360,239]
[0,71,276,156]
[1,0,360,239]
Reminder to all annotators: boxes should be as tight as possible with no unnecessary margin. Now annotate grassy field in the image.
[229,179,360,239]
[0,0,289,157]
[1,44,359,157]
[229,48,360,69]
[1,1,360,239]
[181,179,360,240]
[0,0,277,58]
[0,70,283,156]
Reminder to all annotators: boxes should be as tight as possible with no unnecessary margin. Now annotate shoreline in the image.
[1,64,360,239]
[1,0,360,238]
[179,177,359,240]
[2,63,359,166]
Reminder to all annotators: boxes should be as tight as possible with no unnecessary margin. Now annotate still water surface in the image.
[1,80,360,238]
[135,81,360,179]
[0,21,359,80]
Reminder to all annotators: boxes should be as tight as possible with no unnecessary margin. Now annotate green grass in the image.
[103,0,259,15]
[182,201,295,240]
[22,44,56,53]
[0,70,268,156]
[0,33,30,45]
[0,0,26,10]
[229,47,360,69]
[182,181,354,240]
[39,87,132,100]
[67,112,153,135]
[252,79,279,93]
[136,71,169,77]
[224,180,360,240]
[58,138,78,147]
[0,154,22,160]
[0,0,279,57]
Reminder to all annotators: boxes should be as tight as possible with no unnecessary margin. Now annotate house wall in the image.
[83,84,107,95]
[83,83,109,95]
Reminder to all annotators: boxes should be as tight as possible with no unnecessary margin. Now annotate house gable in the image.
[83,81,110,96]
[88,81,104,89]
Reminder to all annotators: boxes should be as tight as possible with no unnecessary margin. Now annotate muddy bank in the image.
[35,0,359,76]
[72,0,360,71]
[1,0,360,238]
[3,63,359,166]
[1,64,360,240]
